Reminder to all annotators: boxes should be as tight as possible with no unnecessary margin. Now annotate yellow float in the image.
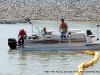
[75,50,99,75]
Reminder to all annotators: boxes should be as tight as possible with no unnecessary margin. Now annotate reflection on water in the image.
[7,49,100,75]
[0,20,100,75]
[7,50,90,75]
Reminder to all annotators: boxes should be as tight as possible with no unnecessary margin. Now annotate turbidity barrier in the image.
[75,50,99,75]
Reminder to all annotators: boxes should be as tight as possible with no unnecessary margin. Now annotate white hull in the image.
[17,37,100,51]
[8,29,100,51]
[17,43,100,51]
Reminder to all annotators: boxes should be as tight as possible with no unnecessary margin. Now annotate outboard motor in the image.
[8,38,17,49]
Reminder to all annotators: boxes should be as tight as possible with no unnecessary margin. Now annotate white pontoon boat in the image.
[8,18,100,51]
[8,28,100,51]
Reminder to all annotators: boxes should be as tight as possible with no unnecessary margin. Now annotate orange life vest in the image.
[19,30,25,36]
[60,23,67,30]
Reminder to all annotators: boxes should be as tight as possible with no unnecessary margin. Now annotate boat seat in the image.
[86,30,95,42]
[27,34,37,39]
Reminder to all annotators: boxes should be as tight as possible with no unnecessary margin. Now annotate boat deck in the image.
[17,40,100,51]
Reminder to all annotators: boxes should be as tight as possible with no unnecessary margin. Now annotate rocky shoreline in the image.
[0,0,100,23]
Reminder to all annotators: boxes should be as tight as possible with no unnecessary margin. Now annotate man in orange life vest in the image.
[18,28,27,46]
[59,19,68,38]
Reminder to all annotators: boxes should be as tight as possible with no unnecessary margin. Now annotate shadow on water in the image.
[8,49,79,57]
[7,49,81,62]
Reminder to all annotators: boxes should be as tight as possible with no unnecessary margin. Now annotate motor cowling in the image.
[8,38,17,49]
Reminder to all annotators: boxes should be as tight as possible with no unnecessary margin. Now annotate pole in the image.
[25,17,40,35]
[25,17,33,34]
[32,23,33,35]
[97,25,100,40]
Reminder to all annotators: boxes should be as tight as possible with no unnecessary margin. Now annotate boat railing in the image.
[53,31,71,44]
[53,31,61,43]
[39,30,72,44]
[27,29,87,44]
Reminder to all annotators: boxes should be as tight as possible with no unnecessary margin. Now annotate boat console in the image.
[67,29,87,42]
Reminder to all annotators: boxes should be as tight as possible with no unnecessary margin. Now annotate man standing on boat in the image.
[59,19,68,38]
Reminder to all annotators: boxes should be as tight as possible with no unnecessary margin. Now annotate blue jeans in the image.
[61,31,67,38]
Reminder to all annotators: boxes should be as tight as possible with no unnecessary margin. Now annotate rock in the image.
[0,0,100,21]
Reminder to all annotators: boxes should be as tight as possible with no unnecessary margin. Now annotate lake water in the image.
[0,20,100,75]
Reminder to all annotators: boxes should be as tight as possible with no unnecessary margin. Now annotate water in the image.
[0,20,100,75]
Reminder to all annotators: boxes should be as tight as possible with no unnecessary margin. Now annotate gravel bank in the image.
[0,0,100,23]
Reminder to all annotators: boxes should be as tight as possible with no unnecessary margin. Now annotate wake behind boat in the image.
[8,18,100,51]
